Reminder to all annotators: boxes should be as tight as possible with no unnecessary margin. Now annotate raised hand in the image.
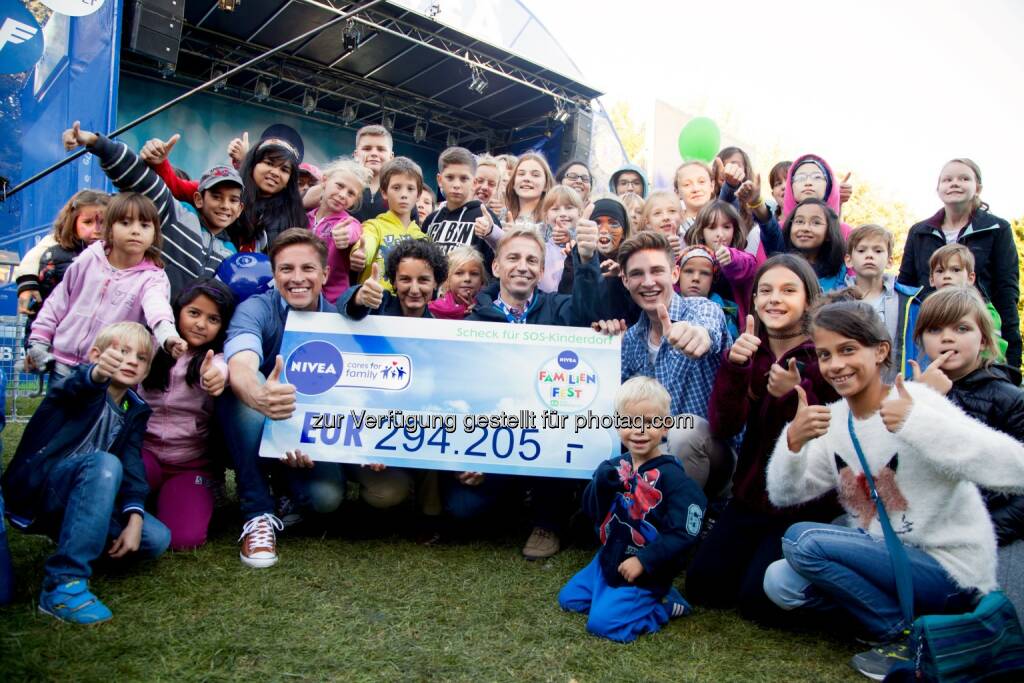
[723,161,745,187]
[473,211,493,238]
[767,357,803,398]
[349,236,367,272]
[256,355,297,420]
[140,134,180,166]
[575,218,598,260]
[591,318,628,336]
[164,335,189,359]
[667,232,683,260]
[199,349,226,396]
[737,173,762,207]
[714,245,732,267]
[355,263,385,309]
[62,121,97,151]
[227,131,250,166]
[331,218,355,250]
[658,303,712,358]
[786,385,831,451]
[728,315,761,365]
[599,259,620,278]
[839,171,853,204]
[92,344,124,383]
[909,351,953,396]
[880,374,914,433]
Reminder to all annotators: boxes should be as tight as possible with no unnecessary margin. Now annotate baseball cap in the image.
[198,165,244,193]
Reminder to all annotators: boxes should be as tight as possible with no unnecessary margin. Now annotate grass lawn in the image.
[0,404,861,682]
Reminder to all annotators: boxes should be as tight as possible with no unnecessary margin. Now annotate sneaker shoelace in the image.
[238,513,284,546]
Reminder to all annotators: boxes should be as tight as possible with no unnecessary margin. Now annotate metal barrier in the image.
[0,315,44,423]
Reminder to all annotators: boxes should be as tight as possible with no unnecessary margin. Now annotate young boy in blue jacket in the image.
[558,376,706,642]
[1,322,170,624]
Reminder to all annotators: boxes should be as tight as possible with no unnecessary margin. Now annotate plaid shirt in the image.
[621,294,732,418]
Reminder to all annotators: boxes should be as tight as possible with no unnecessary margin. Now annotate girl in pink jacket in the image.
[307,158,368,303]
[139,278,233,550]
[28,193,185,375]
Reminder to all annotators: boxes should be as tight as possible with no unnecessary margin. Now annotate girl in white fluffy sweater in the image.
[761,297,1024,680]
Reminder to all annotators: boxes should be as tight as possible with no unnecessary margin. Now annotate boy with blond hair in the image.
[928,243,1007,360]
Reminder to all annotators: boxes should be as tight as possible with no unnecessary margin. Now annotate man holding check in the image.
[220,228,346,568]
[464,216,603,559]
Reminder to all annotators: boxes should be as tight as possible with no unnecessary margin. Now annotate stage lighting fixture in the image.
[427,1,441,18]
[211,65,227,92]
[446,130,458,148]
[413,120,427,143]
[218,0,240,11]
[254,78,270,102]
[468,63,488,94]
[552,99,572,124]
[302,88,317,114]
[382,112,396,131]
[159,62,176,78]
[342,102,358,124]
[343,20,361,51]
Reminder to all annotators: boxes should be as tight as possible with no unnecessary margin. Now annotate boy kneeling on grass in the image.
[558,376,706,642]
[1,322,170,624]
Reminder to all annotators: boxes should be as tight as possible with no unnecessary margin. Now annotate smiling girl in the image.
[307,158,369,303]
[762,296,1024,678]
[505,153,555,225]
[783,198,847,292]
[674,162,715,230]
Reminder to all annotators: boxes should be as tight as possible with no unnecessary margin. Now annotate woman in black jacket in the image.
[897,158,1021,370]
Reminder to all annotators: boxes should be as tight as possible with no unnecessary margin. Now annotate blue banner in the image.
[0,0,120,254]
[259,313,623,479]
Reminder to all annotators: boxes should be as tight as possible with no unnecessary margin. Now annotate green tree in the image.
[838,180,916,267]
[1013,218,1024,342]
[608,100,646,169]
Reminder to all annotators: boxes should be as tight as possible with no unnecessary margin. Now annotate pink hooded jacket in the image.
[307,207,363,303]
[29,241,174,367]
[781,153,853,239]
[139,352,228,465]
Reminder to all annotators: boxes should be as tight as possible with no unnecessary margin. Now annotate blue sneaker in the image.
[663,587,693,618]
[38,580,112,624]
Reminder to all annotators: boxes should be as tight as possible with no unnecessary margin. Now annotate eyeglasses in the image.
[793,172,826,184]
[564,173,591,184]
[617,178,643,188]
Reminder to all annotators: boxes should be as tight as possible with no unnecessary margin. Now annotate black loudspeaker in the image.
[558,108,594,167]
[127,0,185,65]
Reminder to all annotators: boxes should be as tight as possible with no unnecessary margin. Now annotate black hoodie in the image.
[421,200,498,271]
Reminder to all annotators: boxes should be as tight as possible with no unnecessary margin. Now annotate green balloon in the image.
[677,117,721,163]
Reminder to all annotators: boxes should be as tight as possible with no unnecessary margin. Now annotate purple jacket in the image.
[29,241,174,367]
[139,352,228,465]
[708,337,841,518]
[307,207,363,303]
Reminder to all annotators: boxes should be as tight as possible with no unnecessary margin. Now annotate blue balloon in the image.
[215,252,273,303]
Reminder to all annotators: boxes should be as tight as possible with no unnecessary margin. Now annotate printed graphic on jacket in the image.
[834,452,912,533]
[600,460,663,548]
[425,219,474,254]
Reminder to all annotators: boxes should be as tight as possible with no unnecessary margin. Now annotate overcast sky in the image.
[525,0,1024,220]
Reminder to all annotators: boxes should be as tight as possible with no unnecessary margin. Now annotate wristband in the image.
[746,197,765,210]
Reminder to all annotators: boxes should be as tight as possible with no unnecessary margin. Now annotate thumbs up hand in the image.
[880,374,914,433]
[199,349,226,397]
[723,161,746,187]
[256,355,297,420]
[349,236,367,272]
[714,245,732,267]
[62,121,97,151]
[355,263,385,309]
[331,218,355,250]
[658,303,712,358]
[473,212,493,238]
[164,335,189,359]
[728,315,761,365]
[840,171,853,205]
[909,351,953,396]
[786,385,832,451]
[140,134,180,165]
[767,357,803,398]
[227,131,250,167]
[575,218,599,261]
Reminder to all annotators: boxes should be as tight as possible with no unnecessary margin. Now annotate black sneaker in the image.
[850,639,912,680]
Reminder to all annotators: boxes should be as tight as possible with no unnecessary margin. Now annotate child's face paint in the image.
[920,315,985,381]
[74,205,105,243]
[596,216,624,255]
[178,294,223,349]
[789,204,828,256]
[679,257,714,298]
[754,266,807,334]
[792,161,828,201]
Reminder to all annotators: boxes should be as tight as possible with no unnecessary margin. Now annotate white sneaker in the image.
[238,513,283,568]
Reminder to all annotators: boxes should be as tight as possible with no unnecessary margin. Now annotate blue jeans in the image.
[39,451,170,590]
[558,554,671,642]
[217,390,345,520]
[763,522,978,641]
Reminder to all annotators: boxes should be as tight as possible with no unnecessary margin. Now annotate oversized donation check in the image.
[258,312,623,479]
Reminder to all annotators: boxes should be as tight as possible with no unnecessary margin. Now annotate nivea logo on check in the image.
[286,341,342,395]
[557,350,579,370]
